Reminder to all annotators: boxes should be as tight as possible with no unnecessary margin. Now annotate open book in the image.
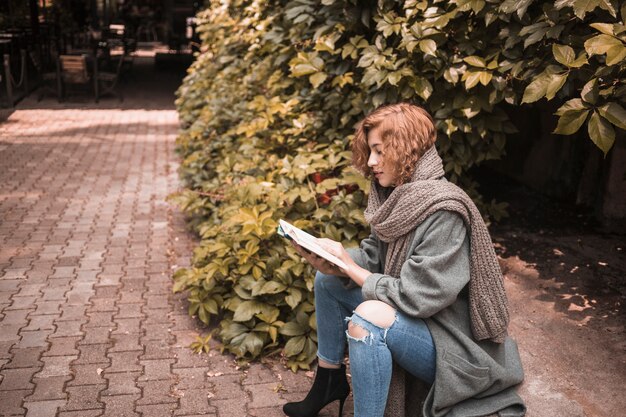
[277,219,348,270]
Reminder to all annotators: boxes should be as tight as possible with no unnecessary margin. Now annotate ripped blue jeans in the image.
[315,271,436,417]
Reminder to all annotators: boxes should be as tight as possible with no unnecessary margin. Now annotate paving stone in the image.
[111,318,142,335]
[107,351,142,373]
[138,359,174,381]
[208,374,245,400]
[31,301,62,316]
[57,305,88,322]
[5,347,45,369]
[37,355,77,378]
[172,367,211,390]
[0,279,21,292]
[44,336,80,357]
[40,286,70,301]
[92,286,118,299]
[16,284,44,297]
[171,348,210,369]
[26,375,71,401]
[1,309,33,326]
[246,382,286,409]
[73,344,110,365]
[136,380,177,405]
[96,275,121,287]
[109,334,143,353]
[143,323,172,342]
[6,295,37,311]
[24,314,57,331]
[58,410,103,417]
[243,364,279,385]
[85,312,116,329]
[102,371,141,395]
[173,389,216,416]
[138,403,182,417]
[209,398,248,417]
[115,304,144,319]
[99,394,140,417]
[0,367,38,390]
[51,320,84,338]
[118,291,144,304]
[248,406,292,417]
[17,330,52,349]
[144,294,170,309]
[87,298,117,313]
[0,389,31,415]
[80,327,113,346]
[141,339,171,360]
[142,308,170,325]
[68,363,108,386]
[62,384,105,411]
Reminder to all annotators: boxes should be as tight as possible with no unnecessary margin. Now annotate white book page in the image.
[279,220,348,270]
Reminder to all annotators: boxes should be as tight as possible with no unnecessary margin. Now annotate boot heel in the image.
[338,397,345,417]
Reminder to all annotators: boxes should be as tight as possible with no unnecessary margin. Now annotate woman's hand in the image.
[292,238,372,286]
[291,241,345,277]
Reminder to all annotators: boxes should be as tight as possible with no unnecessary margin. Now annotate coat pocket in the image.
[436,350,491,409]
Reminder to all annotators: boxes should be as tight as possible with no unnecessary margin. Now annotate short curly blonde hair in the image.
[352,103,437,185]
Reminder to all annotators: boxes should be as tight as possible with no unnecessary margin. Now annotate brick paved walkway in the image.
[0,59,338,417]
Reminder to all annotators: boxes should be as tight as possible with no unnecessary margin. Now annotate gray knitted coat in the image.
[348,210,526,417]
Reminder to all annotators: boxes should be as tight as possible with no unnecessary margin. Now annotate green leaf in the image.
[597,102,626,130]
[553,109,590,135]
[291,64,319,77]
[555,98,587,115]
[478,71,492,86]
[590,23,614,36]
[569,52,588,68]
[463,71,483,89]
[233,300,264,322]
[285,288,303,309]
[419,39,437,56]
[581,78,599,104]
[606,44,626,65]
[463,56,486,68]
[573,0,601,19]
[552,44,575,66]
[584,34,626,65]
[588,111,615,155]
[279,321,306,336]
[522,73,550,103]
[309,72,328,88]
[412,78,433,100]
[284,335,306,356]
[546,72,568,100]
[598,0,617,16]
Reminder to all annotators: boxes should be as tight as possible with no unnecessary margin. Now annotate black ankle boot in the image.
[283,364,350,417]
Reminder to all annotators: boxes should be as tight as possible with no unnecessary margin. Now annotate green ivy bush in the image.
[172,0,626,370]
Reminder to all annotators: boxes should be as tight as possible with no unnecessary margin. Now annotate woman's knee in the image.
[348,300,396,338]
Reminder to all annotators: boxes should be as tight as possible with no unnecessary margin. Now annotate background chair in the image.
[95,52,125,102]
[59,54,96,101]
[32,52,62,102]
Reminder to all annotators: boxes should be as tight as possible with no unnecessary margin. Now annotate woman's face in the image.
[367,125,397,187]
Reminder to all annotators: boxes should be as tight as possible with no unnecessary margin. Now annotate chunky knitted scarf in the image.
[364,146,509,343]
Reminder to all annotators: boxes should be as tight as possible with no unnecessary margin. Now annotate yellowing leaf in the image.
[309,72,328,88]
[419,39,437,56]
[552,44,575,66]
[588,111,615,155]
[463,56,486,68]
[553,109,589,135]
[597,102,626,130]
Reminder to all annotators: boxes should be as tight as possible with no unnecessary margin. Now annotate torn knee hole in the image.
[347,321,370,339]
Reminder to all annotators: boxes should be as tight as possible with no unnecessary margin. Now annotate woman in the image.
[282,103,526,417]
